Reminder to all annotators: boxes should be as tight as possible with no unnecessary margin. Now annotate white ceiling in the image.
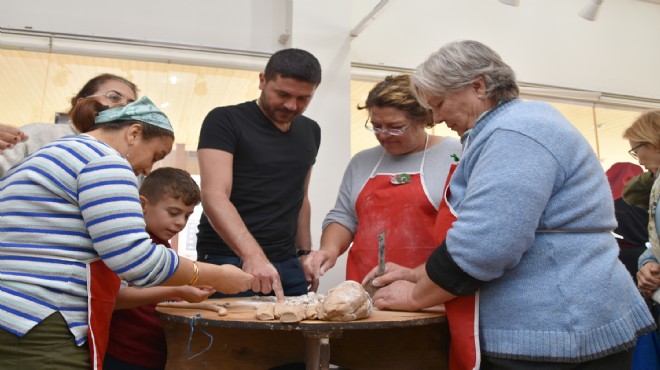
[349,0,660,100]
[2,0,660,101]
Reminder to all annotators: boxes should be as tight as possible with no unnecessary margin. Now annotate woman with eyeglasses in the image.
[361,40,653,370]
[302,74,462,291]
[624,111,660,301]
[0,73,137,176]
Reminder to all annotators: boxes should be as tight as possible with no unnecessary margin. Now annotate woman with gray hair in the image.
[364,40,654,369]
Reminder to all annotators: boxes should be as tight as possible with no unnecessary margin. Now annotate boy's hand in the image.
[178,285,215,303]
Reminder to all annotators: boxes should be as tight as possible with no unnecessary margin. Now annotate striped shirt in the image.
[0,134,178,345]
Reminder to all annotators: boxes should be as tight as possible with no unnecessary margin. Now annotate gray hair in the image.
[411,40,519,106]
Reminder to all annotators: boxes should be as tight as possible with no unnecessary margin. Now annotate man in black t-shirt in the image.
[197,48,322,302]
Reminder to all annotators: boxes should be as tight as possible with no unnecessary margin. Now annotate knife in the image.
[377,230,386,276]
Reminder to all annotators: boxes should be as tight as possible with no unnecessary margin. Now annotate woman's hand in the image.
[361,262,421,288]
[302,249,338,292]
[211,264,255,295]
[637,262,660,297]
[372,280,419,311]
[0,123,28,152]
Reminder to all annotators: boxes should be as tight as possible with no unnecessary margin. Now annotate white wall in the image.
[2,0,353,293]
[286,1,353,293]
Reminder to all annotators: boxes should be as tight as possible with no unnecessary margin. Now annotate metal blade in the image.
[377,230,386,276]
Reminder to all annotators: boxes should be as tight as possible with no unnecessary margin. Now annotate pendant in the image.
[390,173,412,185]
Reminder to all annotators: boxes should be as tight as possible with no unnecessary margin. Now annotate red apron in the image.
[435,164,480,370]
[348,137,438,282]
[87,259,121,370]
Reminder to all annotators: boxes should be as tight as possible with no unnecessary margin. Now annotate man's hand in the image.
[242,256,285,302]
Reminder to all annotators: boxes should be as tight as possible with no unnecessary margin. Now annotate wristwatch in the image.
[296,249,312,256]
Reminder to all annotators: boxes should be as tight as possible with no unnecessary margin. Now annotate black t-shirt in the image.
[196,101,321,261]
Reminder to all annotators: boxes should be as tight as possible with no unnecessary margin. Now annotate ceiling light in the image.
[498,0,520,6]
[579,0,604,21]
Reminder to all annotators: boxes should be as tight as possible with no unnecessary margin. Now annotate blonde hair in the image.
[358,74,434,129]
[623,110,660,148]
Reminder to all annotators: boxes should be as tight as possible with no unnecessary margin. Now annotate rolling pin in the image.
[157,301,228,316]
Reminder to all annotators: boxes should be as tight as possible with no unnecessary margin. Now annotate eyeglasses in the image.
[628,143,646,160]
[86,90,130,106]
[364,118,412,136]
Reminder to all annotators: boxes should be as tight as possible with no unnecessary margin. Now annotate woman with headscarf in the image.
[0,97,253,369]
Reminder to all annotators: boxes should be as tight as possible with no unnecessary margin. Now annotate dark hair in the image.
[139,167,201,206]
[358,74,434,129]
[68,73,138,115]
[69,99,174,140]
[264,48,322,86]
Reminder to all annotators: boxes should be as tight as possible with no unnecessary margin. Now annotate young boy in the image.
[104,167,214,370]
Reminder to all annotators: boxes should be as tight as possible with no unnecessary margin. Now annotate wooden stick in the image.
[157,301,228,316]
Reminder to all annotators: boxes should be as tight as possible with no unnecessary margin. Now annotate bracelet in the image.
[296,249,312,256]
[187,261,200,286]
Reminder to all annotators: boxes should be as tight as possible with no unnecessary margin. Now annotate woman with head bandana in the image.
[0,97,253,370]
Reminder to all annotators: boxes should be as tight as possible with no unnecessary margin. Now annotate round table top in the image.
[156,297,446,332]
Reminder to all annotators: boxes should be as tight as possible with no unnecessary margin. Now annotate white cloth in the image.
[0,122,77,176]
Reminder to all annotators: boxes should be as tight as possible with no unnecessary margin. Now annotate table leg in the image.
[303,330,342,370]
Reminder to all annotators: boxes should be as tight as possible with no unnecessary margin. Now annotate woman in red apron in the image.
[302,74,462,290]
[348,133,438,282]
[365,163,480,370]
[434,164,480,370]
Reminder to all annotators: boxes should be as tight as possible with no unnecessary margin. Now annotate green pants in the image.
[0,312,89,370]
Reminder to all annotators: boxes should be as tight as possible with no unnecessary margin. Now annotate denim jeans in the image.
[199,254,308,298]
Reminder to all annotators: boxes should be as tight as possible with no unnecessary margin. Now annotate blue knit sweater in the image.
[435,99,654,361]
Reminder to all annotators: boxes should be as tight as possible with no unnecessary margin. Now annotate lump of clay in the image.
[256,303,275,320]
[279,305,307,323]
[305,302,320,320]
[318,280,372,322]
[256,293,325,322]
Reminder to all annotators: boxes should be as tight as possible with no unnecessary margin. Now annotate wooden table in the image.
[157,298,449,370]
